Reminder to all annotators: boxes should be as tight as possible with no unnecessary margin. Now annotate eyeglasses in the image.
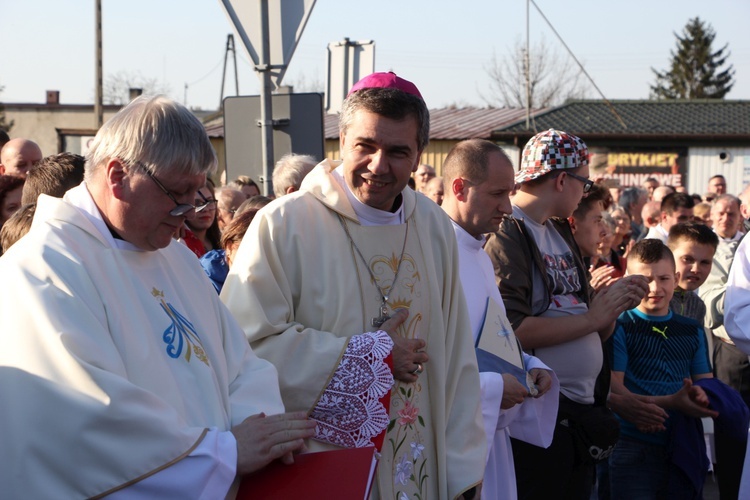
[565,172,594,193]
[130,161,213,217]
[196,196,217,209]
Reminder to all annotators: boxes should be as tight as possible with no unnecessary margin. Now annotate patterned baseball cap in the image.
[515,129,589,184]
[347,72,423,99]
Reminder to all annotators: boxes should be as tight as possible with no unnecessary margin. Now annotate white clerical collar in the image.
[64,183,145,252]
[332,165,404,226]
[716,230,744,243]
[450,219,485,252]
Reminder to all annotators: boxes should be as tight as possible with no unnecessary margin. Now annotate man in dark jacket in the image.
[485,129,647,499]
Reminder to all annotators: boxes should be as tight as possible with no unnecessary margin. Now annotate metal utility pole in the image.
[525,0,530,129]
[257,0,274,196]
[219,34,240,109]
[94,0,103,128]
[218,0,317,192]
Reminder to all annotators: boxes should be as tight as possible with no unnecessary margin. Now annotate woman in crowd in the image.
[200,208,260,293]
[592,212,625,278]
[693,201,712,227]
[182,182,221,258]
[610,206,632,257]
[228,175,261,198]
[0,174,24,230]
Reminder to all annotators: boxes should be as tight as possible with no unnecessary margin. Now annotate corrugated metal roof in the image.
[493,100,750,138]
[192,101,750,142]
[325,107,542,140]
[206,106,542,141]
[427,108,539,140]
[204,120,224,138]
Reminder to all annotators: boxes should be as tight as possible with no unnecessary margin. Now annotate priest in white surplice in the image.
[723,228,750,500]
[439,139,559,499]
[0,96,315,498]
[222,73,486,499]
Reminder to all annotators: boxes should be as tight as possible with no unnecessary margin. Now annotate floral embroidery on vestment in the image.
[389,380,428,499]
[343,230,434,498]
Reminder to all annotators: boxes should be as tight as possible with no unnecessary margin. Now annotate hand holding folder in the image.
[237,446,378,499]
[475,297,538,396]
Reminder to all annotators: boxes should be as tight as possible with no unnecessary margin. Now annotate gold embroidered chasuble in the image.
[222,160,486,499]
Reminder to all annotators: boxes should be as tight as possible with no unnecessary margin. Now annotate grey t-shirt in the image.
[514,205,601,404]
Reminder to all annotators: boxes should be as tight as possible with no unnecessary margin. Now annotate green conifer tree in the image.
[651,17,734,99]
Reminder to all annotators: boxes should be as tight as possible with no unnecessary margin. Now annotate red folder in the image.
[237,446,378,499]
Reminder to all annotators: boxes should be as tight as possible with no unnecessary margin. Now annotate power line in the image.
[529,0,627,129]
[184,57,227,108]
[187,58,225,87]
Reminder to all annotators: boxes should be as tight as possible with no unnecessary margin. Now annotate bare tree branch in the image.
[103,71,172,105]
[482,38,591,108]
[283,70,324,93]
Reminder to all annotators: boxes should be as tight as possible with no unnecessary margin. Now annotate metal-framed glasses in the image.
[132,161,213,217]
[565,171,594,193]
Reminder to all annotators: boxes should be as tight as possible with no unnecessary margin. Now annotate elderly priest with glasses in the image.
[0,95,316,498]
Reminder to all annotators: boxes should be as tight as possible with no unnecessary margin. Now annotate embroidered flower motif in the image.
[397,400,419,426]
[395,454,413,486]
[410,441,425,460]
[155,291,209,367]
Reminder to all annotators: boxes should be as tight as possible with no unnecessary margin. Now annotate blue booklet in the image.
[475,297,537,396]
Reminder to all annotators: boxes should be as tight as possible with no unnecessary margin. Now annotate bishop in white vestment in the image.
[223,159,486,498]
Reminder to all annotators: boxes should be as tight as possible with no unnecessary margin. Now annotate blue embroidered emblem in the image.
[494,316,514,350]
[152,287,209,366]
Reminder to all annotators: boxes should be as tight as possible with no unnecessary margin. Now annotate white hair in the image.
[272,153,317,197]
[85,95,216,181]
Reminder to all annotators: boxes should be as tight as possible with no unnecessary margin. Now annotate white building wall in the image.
[688,147,750,196]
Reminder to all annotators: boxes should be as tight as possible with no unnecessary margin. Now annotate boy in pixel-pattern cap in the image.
[484,128,649,498]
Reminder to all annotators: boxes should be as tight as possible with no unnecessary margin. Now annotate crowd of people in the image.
[2,72,750,499]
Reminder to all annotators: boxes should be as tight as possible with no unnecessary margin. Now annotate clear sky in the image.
[2,0,749,111]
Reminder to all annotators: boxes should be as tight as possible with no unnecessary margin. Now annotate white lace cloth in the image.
[310,330,394,448]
